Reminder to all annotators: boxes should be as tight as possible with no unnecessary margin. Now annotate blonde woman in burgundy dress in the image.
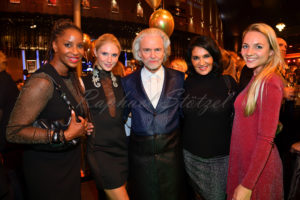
[227,23,285,200]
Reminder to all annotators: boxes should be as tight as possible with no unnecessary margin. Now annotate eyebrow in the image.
[242,42,264,45]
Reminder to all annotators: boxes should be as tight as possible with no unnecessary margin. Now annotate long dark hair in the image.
[185,35,223,76]
[46,19,90,119]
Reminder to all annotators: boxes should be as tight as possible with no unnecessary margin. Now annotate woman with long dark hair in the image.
[182,35,237,200]
[6,19,93,200]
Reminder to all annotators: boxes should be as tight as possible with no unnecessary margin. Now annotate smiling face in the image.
[191,46,213,75]
[138,34,165,73]
[52,28,84,69]
[241,31,273,75]
[94,42,120,72]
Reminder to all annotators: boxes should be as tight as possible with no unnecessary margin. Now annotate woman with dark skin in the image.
[6,19,93,200]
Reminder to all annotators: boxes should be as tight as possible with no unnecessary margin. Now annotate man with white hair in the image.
[122,28,185,200]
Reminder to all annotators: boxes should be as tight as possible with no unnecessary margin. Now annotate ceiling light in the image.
[276,22,285,32]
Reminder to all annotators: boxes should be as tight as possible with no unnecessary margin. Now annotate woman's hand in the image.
[85,122,94,136]
[232,184,252,200]
[64,110,91,141]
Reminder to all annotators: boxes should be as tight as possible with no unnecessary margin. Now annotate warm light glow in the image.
[276,22,286,32]
[111,0,119,13]
[189,17,193,24]
[137,2,143,17]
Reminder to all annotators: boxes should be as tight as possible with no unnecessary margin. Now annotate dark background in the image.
[216,0,300,53]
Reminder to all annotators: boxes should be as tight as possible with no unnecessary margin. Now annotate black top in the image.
[82,69,128,189]
[182,72,237,158]
[238,65,253,93]
[6,64,84,200]
[82,70,127,152]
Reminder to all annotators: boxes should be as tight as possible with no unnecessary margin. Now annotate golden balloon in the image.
[149,9,175,37]
[145,0,162,10]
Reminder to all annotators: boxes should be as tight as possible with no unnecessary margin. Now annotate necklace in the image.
[92,65,118,88]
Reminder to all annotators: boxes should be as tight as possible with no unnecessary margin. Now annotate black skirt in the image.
[87,141,128,189]
[22,146,81,200]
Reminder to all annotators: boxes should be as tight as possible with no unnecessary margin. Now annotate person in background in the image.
[121,28,185,200]
[0,51,23,200]
[81,33,129,200]
[6,19,93,200]
[277,37,287,72]
[221,49,240,82]
[112,61,126,77]
[168,57,188,79]
[182,36,237,200]
[0,51,19,151]
[124,67,133,76]
[227,23,285,200]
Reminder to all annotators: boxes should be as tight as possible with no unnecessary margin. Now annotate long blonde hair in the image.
[243,23,285,116]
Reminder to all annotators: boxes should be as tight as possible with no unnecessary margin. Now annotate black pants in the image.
[128,129,186,200]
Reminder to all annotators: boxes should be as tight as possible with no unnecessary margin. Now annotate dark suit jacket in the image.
[121,67,184,136]
[122,67,186,200]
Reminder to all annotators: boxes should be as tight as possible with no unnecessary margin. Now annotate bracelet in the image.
[47,129,52,144]
[51,130,60,144]
[59,130,66,144]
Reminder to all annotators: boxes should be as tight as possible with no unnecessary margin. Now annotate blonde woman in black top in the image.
[81,34,129,200]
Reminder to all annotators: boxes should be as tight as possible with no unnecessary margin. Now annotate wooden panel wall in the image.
[1,0,224,81]
[1,0,223,44]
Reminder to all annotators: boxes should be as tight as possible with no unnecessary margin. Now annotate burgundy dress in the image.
[227,73,284,200]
